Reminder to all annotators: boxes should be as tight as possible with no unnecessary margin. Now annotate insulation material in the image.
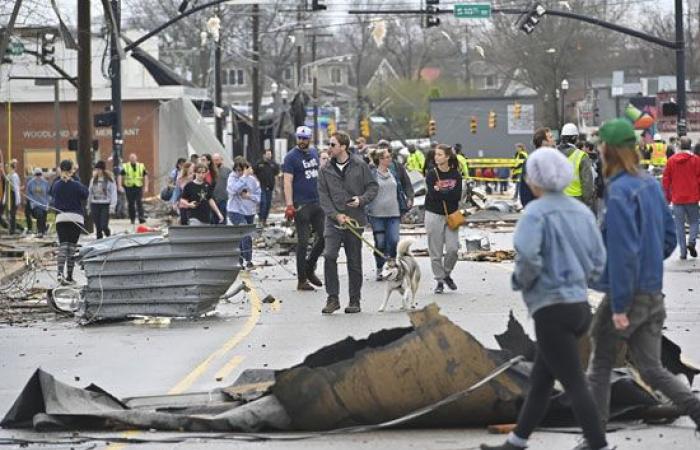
[272,304,526,430]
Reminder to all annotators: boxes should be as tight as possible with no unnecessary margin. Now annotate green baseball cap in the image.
[598,118,637,146]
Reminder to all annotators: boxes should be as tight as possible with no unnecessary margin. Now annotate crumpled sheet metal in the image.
[272,304,527,430]
[2,304,692,434]
[0,369,290,433]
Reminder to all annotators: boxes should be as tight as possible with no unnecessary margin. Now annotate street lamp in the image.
[560,79,569,129]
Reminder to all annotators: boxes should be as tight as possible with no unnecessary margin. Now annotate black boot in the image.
[322,296,340,314]
[344,298,361,314]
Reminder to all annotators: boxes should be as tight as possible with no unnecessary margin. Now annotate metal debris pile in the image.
[76,225,255,322]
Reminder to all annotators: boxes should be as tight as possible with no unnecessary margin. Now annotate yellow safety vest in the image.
[406,151,425,173]
[649,142,667,166]
[456,154,470,179]
[564,149,585,198]
[123,162,146,188]
[512,150,528,177]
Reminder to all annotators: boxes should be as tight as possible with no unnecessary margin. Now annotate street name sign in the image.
[454,3,492,19]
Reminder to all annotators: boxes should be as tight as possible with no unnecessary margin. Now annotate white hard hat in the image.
[296,126,312,139]
[561,123,579,136]
[653,133,662,141]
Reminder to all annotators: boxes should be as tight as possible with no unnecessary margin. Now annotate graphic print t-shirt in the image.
[181,181,213,223]
[282,147,320,205]
[425,167,462,215]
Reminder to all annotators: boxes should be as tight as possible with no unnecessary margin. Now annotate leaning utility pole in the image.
[250,3,261,162]
[77,0,92,186]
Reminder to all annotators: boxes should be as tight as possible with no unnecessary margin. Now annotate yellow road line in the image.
[107,272,262,449]
[168,272,261,395]
[214,355,245,382]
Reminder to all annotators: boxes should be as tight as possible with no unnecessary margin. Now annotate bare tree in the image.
[478,0,630,128]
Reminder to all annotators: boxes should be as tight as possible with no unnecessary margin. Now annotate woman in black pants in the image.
[88,160,117,239]
[482,148,611,450]
[50,160,89,284]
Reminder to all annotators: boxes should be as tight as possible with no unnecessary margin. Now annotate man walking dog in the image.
[318,131,378,314]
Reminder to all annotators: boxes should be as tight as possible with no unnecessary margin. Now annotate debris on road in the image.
[412,248,515,262]
[3,304,690,435]
[462,250,515,262]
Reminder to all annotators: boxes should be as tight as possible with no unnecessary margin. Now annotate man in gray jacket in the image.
[318,131,378,314]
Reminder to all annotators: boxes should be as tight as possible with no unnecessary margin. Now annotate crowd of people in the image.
[1,116,699,448]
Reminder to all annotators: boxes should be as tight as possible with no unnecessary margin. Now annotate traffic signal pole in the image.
[674,0,687,135]
[349,3,689,136]
[109,0,124,170]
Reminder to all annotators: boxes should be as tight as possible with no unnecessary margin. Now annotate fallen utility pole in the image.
[349,5,688,136]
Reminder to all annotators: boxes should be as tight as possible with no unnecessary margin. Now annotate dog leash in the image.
[336,217,386,259]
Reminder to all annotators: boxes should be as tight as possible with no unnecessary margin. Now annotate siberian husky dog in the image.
[378,239,421,312]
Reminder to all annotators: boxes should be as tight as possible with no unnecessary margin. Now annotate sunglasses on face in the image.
[329,142,340,148]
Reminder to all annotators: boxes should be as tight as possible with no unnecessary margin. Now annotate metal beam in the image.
[347,7,680,49]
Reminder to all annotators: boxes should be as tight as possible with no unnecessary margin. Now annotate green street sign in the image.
[7,41,24,56]
[454,3,492,19]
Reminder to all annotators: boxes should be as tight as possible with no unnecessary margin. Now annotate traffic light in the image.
[428,119,437,136]
[425,0,440,28]
[311,0,327,11]
[518,2,546,34]
[488,111,496,129]
[40,32,56,65]
[470,116,477,134]
[360,118,370,138]
[514,102,522,120]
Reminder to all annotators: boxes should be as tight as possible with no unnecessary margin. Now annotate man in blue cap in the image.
[282,126,325,291]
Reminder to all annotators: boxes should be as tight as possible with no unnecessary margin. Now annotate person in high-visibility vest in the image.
[119,153,149,225]
[558,123,595,210]
[454,143,470,179]
[648,133,668,167]
[405,144,425,173]
[512,143,528,200]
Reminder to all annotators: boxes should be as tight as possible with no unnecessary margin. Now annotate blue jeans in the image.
[212,199,227,224]
[228,212,255,263]
[368,216,401,269]
[672,203,699,257]
[259,188,273,223]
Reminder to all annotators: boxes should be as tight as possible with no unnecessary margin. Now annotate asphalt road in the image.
[1,220,700,449]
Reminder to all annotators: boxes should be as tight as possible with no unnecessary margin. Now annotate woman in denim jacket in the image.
[483,148,610,450]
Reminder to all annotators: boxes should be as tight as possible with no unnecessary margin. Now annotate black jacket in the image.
[254,160,280,190]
